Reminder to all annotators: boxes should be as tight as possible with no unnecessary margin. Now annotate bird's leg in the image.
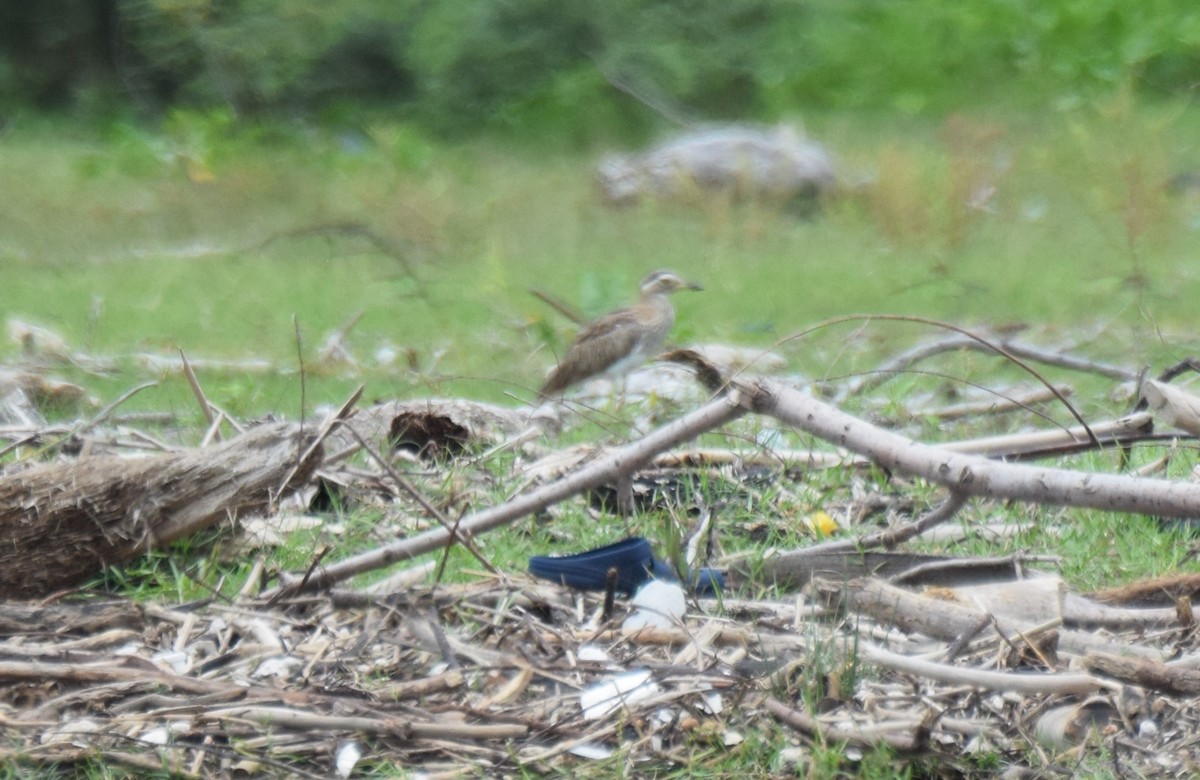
[615,473,636,516]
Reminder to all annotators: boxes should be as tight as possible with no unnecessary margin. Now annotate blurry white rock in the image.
[597,125,836,208]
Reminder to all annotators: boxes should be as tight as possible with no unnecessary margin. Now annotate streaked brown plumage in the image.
[540,270,702,397]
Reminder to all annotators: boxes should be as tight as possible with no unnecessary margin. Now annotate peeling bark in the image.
[0,423,319,598]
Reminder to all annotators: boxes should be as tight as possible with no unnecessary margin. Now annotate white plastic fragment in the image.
[622,580,687,631]
[335,740,363,778]
[778,746,807,767]
[252,656,301,680]
[700,690,724,715]
[576,644,613,664]
[652,708,674,727]
[580,669,660,720]
[568,743,614,760]
[151,649,190,674]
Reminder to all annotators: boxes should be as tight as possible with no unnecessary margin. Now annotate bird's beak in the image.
[685,280,703,292]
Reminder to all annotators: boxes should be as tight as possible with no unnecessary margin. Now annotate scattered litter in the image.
[335,741,363,778]
[567,743,614,760]
[580,669,660,720]
[623,580,687,630]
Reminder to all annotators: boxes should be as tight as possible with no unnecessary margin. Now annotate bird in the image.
[539,269,702,398]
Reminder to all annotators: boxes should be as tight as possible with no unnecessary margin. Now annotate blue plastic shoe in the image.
[529,536,725,597]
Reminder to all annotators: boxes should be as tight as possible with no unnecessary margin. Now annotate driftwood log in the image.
[0,422,319,598]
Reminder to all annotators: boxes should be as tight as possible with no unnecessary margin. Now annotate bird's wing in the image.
[540,308,645,395]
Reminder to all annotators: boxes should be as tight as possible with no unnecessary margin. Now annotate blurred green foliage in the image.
[1,0,1198,137]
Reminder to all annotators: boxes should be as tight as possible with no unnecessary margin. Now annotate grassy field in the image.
[3,98,1200,777]
[3,97,1200,416]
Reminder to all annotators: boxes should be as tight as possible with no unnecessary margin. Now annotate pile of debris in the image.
[4,329,1200,776]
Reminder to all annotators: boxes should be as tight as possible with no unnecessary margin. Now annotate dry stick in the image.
[347,427,502,577]
[1002,339,1139,382]
[21,745,203,780]
[252,221,427,298]
[293,313,307,423]
[858,641,1112,695]
[889,554,1061,586]
[282,546,333,602]
[1088,572,1200,607]
[836,576,1161,661]
[753,494,973,589]
[179,348,217,431]
[198,705,527,741]
[1083,652,1200,695]
[529,287,586,325]
[741,378,1200,518]
[274,384,363,498]
[854,318,1099,445]
[847,334,981,396]
[764,697,925,752]
[922,385,1071,421]
[652,447,855,470]
[269,392,747,595]
[848,333,1137,396]
[199,411,224,448]
[592,57,694,128]
[943,613,994,662]
[784,491,968,559]
[0,659,314,703]
[1060,593,1178,631]
[17,380,160,460]
[940,412,1155,459]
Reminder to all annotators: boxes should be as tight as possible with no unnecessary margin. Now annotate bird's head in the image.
[639,269,703,297]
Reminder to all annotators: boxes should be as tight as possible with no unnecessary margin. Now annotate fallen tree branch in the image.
[741,378,1200,518]
[0,600,145,635]
[764,696,927,752]
[747,549,1057,592]
[1084,651,1200,695]
[829,577,1162,661]
[0,423,320,598]
[198,705,527,741]
[1087,573,1200,607]
[941,412,1159,459]
[859,641,1113,695]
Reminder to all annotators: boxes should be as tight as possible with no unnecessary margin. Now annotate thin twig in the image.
[293,314,307,426]
[529,288,587,325]
[348,427,503,578]
[274,384,363,499]
[798,491,969,557]
[179,348,216,431]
